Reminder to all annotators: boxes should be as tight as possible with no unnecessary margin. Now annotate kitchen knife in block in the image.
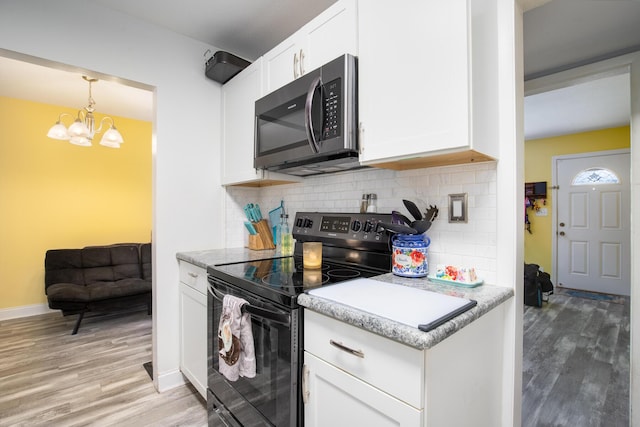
[253,219,276,249]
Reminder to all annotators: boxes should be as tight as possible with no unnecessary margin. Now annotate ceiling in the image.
[522,0,640,140]
[1,0,639,139]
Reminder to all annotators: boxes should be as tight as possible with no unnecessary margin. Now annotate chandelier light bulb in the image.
[47,122,70,140]
[69,136,92,147]
[46,76,124,149]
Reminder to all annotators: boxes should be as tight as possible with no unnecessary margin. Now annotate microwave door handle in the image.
[304,75,322,153]
[208,283,291,327]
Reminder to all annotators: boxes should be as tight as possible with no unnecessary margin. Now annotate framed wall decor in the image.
[448,193,468,223]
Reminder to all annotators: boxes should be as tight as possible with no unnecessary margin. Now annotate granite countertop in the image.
[298,274,513,350]
[177,247,277,269]
[176,248,513,351]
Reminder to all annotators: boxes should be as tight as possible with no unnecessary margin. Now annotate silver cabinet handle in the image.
[329,339,365,358]
[188,272,198,278]
[299,49,305,75]
[358,122,364,155]
[302,364,310,404]
[293,52,299,79]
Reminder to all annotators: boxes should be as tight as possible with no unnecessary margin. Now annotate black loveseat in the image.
[44,243,152,334]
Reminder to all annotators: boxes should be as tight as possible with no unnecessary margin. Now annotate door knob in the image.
[559,231,565,236]
[559,222,565,227]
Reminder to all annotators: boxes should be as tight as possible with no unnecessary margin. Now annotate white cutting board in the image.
[307,278,475,330]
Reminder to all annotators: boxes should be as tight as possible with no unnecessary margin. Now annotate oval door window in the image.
[572,167,620,185]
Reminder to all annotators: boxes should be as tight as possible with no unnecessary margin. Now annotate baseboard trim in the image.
[0,303,56,321]
[156,368,187,393]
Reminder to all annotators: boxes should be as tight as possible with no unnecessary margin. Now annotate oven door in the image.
[207,276,300,427]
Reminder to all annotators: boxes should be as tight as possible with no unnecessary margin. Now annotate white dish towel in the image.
[218,294,256,381]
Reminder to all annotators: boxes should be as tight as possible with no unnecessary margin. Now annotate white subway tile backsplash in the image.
[450,171,476,185]
[225,161,498,282]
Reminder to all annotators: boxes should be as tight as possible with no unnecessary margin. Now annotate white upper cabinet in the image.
[220,0,501,185]
[263,0,357,93]
[221,58,301,186]
[221,58,262,185]
[357,0,500,168]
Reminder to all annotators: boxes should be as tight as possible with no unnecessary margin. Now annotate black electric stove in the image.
[208,212,393,308]
[206,212,392,427]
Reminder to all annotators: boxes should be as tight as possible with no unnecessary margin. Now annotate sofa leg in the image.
[72,311,85,335]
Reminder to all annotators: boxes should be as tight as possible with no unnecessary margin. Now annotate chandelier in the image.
[47,76,124,148]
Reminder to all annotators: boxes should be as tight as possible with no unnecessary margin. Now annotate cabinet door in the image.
[263,0,357,94]
[179,282,207,398]
[357,1,470,165]
[304,352,422,427]
[303,0,357,72]
[221,59,263,185]
[263,33,301,94]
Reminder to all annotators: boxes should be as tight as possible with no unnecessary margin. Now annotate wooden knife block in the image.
[248,219,276,250]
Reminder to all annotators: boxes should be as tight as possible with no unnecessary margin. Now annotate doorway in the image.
[554,149,631,296]
[523,55,638,424]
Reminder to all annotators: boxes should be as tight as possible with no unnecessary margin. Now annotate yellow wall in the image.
[524,126,630,274]
[0,96,152,310]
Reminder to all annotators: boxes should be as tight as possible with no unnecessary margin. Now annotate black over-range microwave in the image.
[254,54,360,176]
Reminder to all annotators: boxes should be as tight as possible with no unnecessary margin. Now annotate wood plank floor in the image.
[522,288,630,427]
[0,309,207,427]
[2,289,630,427]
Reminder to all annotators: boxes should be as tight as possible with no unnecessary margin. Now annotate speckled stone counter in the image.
[176,249,513,351]
[298,274,513,350]
[176,247,277,269]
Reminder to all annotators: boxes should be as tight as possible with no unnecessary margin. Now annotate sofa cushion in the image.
[81,246,141,283]
[141,243,152,280]
[45,249,85,290]
[86,278,151,301]
[47,282,90,303]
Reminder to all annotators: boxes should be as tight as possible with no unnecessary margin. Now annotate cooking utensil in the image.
[425,205,439,222]
[411,220,432,234]
[392,210,412,226]
[379,222,418,235]
[403,199,423,221]
[244,221,257,235]
[243,205,254,222]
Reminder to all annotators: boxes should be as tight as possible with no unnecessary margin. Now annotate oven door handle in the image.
[208,283,291,327]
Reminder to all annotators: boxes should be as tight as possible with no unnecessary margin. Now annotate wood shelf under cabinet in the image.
[367,150,496,171]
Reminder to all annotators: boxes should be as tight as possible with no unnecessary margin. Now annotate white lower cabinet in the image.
[304,309,423,426]
[304,352,421,426]
[303,302,507,427]
[178,261,207,398]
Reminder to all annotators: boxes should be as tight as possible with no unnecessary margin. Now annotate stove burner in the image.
[295,262,330,271]
[260,271,330,288]
[327,268,361,279]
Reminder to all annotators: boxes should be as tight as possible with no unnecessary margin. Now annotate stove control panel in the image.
[292,212,392,249]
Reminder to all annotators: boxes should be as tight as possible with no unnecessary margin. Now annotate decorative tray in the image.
[427,275,483,288]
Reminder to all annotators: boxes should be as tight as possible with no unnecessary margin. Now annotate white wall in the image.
[630,55,639,427]
[0,0,224,392]
[225,162,500,283]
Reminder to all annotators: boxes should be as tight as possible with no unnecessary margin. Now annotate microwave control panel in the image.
[322,78,341,139]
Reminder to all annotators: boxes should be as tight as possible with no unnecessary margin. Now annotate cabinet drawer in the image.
[304,310,424,409]
[178,261,207,295]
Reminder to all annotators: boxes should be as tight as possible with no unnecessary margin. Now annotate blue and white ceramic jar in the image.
[391,234,430,277]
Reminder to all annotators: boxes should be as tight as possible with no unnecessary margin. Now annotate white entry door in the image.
[556,150,630,296]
